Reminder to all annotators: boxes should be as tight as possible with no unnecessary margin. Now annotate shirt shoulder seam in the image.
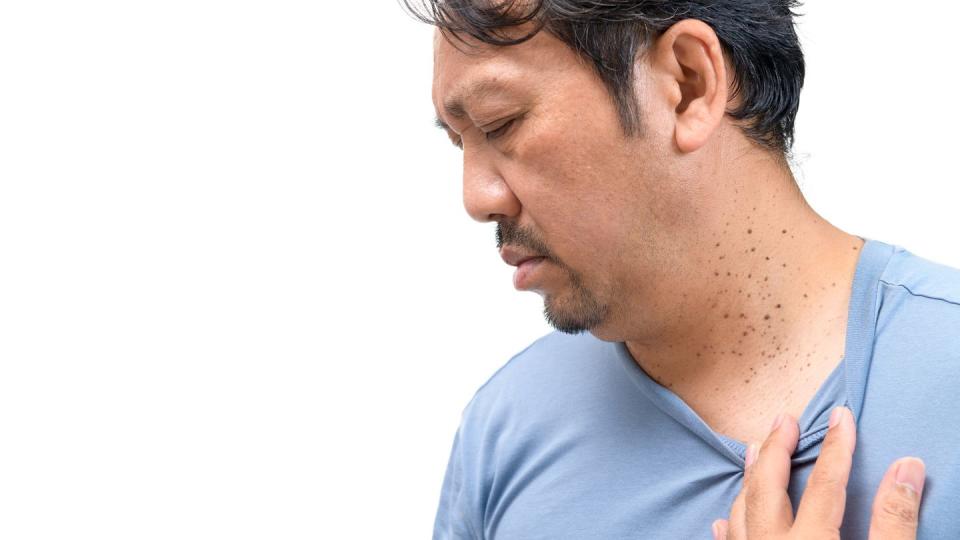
[877,278,960,308]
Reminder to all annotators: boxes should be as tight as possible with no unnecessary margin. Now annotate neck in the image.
[618,150,863,419]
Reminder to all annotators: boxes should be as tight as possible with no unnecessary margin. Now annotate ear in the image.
[649,19,729,153]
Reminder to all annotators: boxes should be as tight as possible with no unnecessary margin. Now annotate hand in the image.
[711,406,925,539]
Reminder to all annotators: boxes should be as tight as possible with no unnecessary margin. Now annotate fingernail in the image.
[828,406,845,429]
[770,413,785,435]
[711,521,720,539]
[894,457,926,497]
[745,442,759,469]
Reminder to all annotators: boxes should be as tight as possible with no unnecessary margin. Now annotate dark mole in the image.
[716,242,721,247]
[742,331,748,336]
[724,313,730,319]
[748,273,752,278]
[764,276,769,281]
[747,228,752,234]
[739,313,746,318]
[744,379,751,384]
[750,247,756,252]
[806,362,811,367]
[727,271,731,276]
[765,256,770,260]
[782,263,787,268]
[782,229,787,234]
[776,304,782,308]
[719,255,725,260]
[853,245,859,250]
[714,271,719,276]
[803,293,808,298]
[832,282,837,287]
[764,314,771,320]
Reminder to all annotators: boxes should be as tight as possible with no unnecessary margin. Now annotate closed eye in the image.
[484,118,516,141]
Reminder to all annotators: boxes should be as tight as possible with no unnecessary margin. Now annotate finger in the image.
[794,405,857,533]
[726,486,747,540]
[711,518,729,540]
[868,457,925,539]
[743,413,800,537]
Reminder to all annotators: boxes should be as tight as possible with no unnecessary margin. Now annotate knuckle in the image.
[745,491,764,515]
[878,487,919,524]
[807,467,846,491]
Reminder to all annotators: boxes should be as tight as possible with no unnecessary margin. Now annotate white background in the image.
[0,1,957,538]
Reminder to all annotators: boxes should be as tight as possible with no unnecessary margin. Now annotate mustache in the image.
[496,221,552,261]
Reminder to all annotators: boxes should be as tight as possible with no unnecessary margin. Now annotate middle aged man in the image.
[406,0,960,538]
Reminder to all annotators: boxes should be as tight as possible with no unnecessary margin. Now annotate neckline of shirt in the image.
[611,236,898,466]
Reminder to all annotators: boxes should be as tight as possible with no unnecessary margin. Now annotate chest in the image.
[480,423,960,540]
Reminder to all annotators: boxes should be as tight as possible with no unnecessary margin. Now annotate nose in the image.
[461,144,521,223]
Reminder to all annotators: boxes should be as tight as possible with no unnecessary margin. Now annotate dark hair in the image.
[402,0,805,156]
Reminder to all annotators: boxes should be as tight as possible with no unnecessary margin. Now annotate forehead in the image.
[431,27,572,119]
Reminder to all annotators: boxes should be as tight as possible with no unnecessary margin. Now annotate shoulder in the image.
[459,330,620,419]
[879,244,960,306]
[451,329,638,453]
[872,243,960,359]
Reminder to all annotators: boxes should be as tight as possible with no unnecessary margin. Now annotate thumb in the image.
[868,457,925,539]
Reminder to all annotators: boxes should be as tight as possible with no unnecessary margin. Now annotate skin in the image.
[713,406,925,539]
[431,17,925,536]
[432,20,859,444]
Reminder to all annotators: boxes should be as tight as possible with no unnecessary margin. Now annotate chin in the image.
[542,294,611,336]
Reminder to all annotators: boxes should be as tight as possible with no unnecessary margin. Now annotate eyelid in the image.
[483,116,519,141]
[447,114,521,150]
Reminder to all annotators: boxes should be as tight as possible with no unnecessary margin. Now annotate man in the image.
[405,1,960,538]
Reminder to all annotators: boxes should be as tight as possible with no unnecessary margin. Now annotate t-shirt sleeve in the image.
[432,426,481,540]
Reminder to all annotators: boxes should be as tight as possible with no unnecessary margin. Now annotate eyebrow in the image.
[434,78,512,132]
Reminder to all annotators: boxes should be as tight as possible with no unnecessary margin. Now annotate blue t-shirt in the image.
[433,237,960,539]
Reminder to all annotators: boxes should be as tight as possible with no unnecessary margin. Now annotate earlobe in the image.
[655,20,728,154]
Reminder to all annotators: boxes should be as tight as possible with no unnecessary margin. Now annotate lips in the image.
[499,246,545,267]
[512,256,546,290]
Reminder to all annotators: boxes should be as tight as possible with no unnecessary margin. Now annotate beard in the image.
[496,220,610,334]
[541,264,610,334]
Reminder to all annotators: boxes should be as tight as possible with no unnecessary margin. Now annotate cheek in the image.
[502,115,635,270]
